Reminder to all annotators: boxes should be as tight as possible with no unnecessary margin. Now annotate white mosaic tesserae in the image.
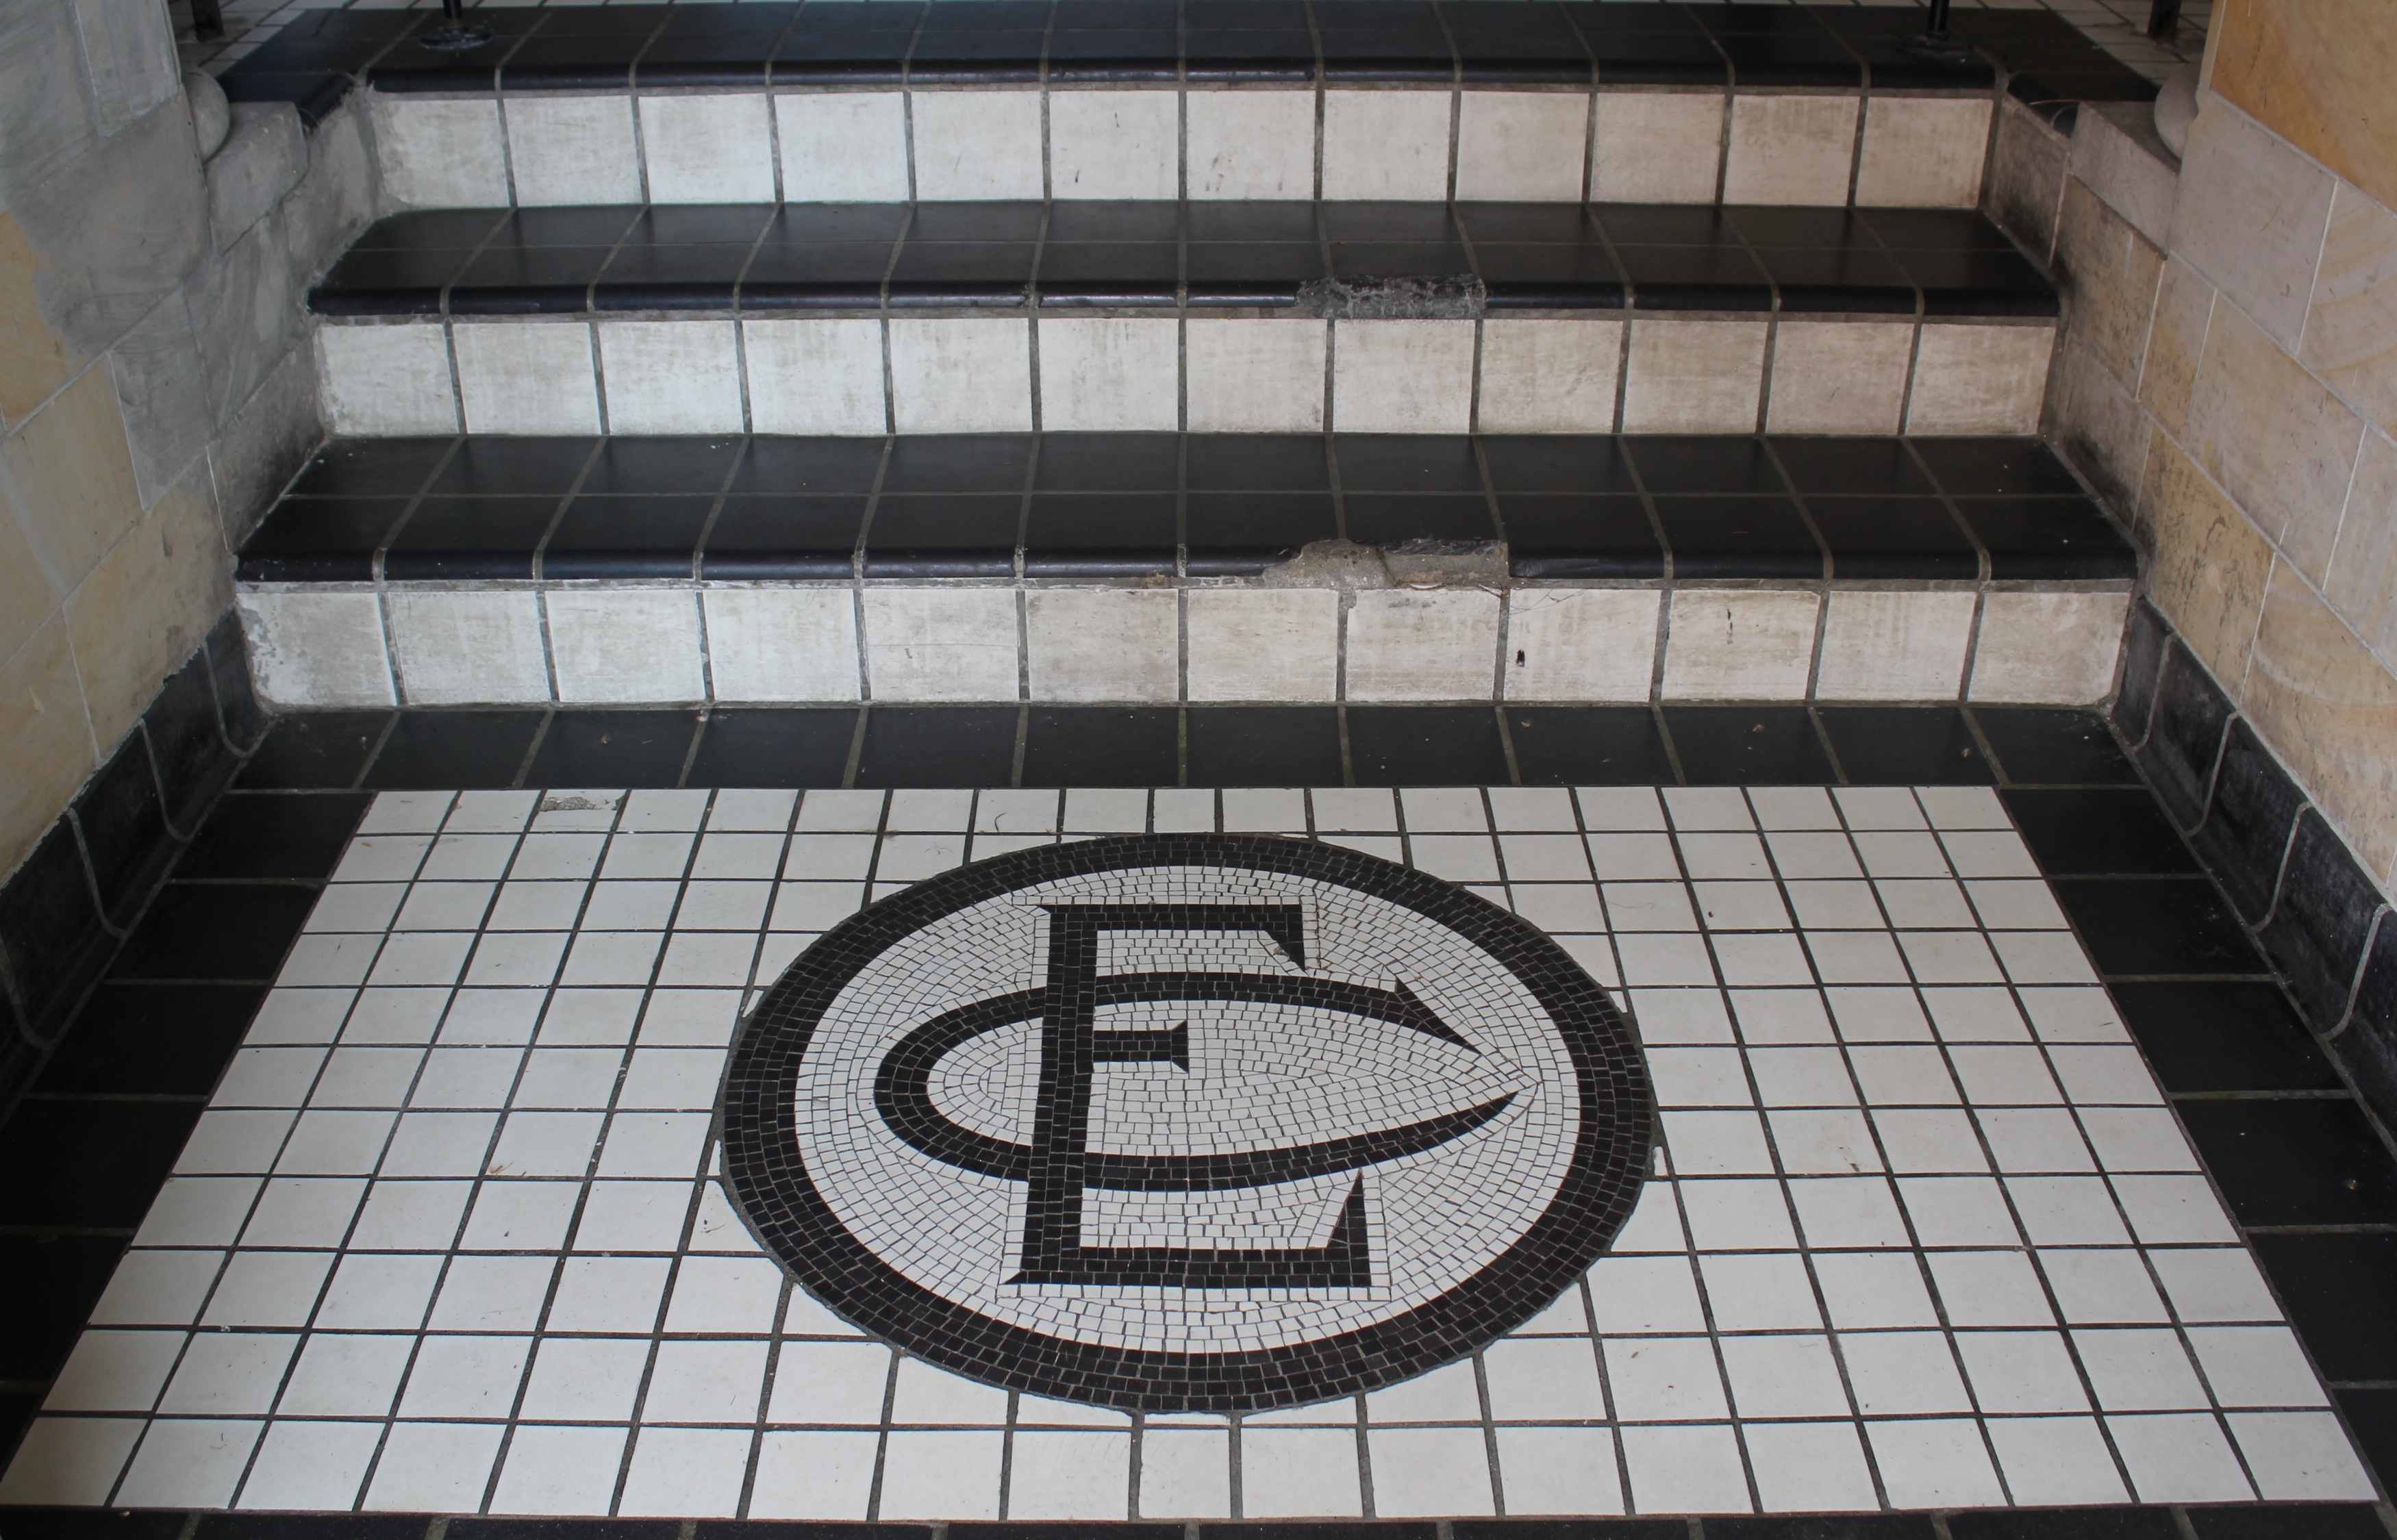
[0,784,2372,1520]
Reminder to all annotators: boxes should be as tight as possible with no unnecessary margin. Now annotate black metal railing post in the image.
[420,0,494,53]
[1903,0,1976,64]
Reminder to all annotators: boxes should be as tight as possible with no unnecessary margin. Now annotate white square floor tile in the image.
[14,783,2355,1525]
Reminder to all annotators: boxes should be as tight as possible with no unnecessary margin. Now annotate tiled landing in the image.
[0,705,2390,1531]
[2,779,2378,1519]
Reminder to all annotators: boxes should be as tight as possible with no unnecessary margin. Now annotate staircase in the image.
[234,1,2146,720]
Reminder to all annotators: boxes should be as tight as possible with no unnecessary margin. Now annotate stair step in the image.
[312,201,2057,318]
[313,199,2058,440]
[234,431,2135,713]
[237,5,2159,210]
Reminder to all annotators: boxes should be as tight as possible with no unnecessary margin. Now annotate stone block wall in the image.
[1994,38,2397,914]
[0,0,375,884]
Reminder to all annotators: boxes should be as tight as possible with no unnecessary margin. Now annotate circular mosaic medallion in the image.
[720,833,1654,1412]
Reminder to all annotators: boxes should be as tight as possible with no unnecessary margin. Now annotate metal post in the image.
[189,0,226,42]
[2146,0,2183,41]
[419,0,494,52]
[1903,0,1974,65]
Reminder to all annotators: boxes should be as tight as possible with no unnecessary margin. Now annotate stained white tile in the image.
[888,318,1033,432]
[1037,317,1178,431]
[1590,90,1722,203]
[1333,320,1477,433]
[1049,90,1177,199]
[910,90,1043,200]
[1186,320,1327,431]
[640,93,775,202]
[777,91,909,201]
[453,322,600,436]
[1185,90,1316,199]
[599,320,744,434]
[1722,94,1857,206]
[316,324,458,437]
[1320,90,1452,200]
[1454,92,1588,201]
[505,94,641,205]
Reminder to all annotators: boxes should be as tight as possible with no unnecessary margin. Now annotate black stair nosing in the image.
[235,432,2135,589]
[307,199,2060,323]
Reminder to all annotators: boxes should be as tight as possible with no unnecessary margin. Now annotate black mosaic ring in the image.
[718,833,1655,1413]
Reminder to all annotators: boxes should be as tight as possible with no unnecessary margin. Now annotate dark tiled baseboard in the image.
[0,614,264,1085]
[2111,599,2397,1132]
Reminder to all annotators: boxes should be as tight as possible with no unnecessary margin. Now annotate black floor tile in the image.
[1770,437,1937,496]
[1505,707,1674,787]
[883,433,1035,492]
[1034,432,1180,490]
[580,434,745,494]
[197,1515,453,1540]
[2184,1506,2387,1540]
[2002,787,2199,874]
[1501,494,1664,579]
[1818,707,1993,785]
[2180,1097,2397,1228]
[1954,496,2137,580]
[145,650,238,831]
[1451,1523,1690,1540]
[1626,436,1786,494]
[1707,1517,1937,1539]
[0,1098,202,1228]
[1651,495,1823,579]
[702,496,867,579]
[956,1526,1182,1540]
[733,437,888,496]
[685,709,860,788]
[1479,435,1640,494]
[1185,491,1335,574]
[525,711,703,788]
[863,493,1022,577]
[1973,707,2141,785]
[384,494,560,580]
[0,826,110,1031]
[2050,876,2261,976]
[1185,706,1346,785]
[1911,437,2083,496]
[0,1506,190,1540]
[854,706,1020,787]
[1022,492,1178,576]
[1187,434,1332,491]
[284,436,454,497]
[0,1233,126,1379]
[542,495,712,577]
[235,711,390,790]
[2252,1233,2397,1380]
[2137,642,2236,828]
[364,710,547,790]
[1020,707,1181,787]
[236,496,410,581]
[1335,434,1486,492]
[1344,493,1500,548]
[1203,1524,1438,1540]
[447,1520,684,1540]
[177,791,370,879]
[2257,810,2389,1032]
[429,435,597,494]
[1807,494,1981,579]
[34,984,266,1097]
[1664,706,1835,785]
[111,883,318,983]
[1348,706,1512,786]
[1946,1511,2181,1540]
[2112,981,2344,1094]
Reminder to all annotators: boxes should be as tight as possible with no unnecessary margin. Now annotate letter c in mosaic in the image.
[720,834,1655,1412]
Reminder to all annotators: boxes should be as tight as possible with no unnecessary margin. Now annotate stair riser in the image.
[320,315,2054,438]
[375,87,1994,211]
[237,585,2127,711]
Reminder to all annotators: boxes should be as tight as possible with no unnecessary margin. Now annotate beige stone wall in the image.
[0,0,371,881]
[2016,82,2397,888]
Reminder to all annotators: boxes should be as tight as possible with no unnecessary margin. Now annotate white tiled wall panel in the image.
[235,580,2126,711]
[314,316,2057,444]
[370,86,1993,210]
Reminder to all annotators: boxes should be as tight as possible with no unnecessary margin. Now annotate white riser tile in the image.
[238,585,2129,711]
[317,316,2057,440]
[373,87,1992,210]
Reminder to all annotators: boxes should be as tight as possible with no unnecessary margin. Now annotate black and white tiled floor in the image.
[4,775,2376,1521]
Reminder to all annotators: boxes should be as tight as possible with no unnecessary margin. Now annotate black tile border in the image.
[0,613,264,1081]
[2111,599,2397,1127]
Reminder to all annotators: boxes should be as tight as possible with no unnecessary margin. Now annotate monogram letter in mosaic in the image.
[720,833,1656,1412]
